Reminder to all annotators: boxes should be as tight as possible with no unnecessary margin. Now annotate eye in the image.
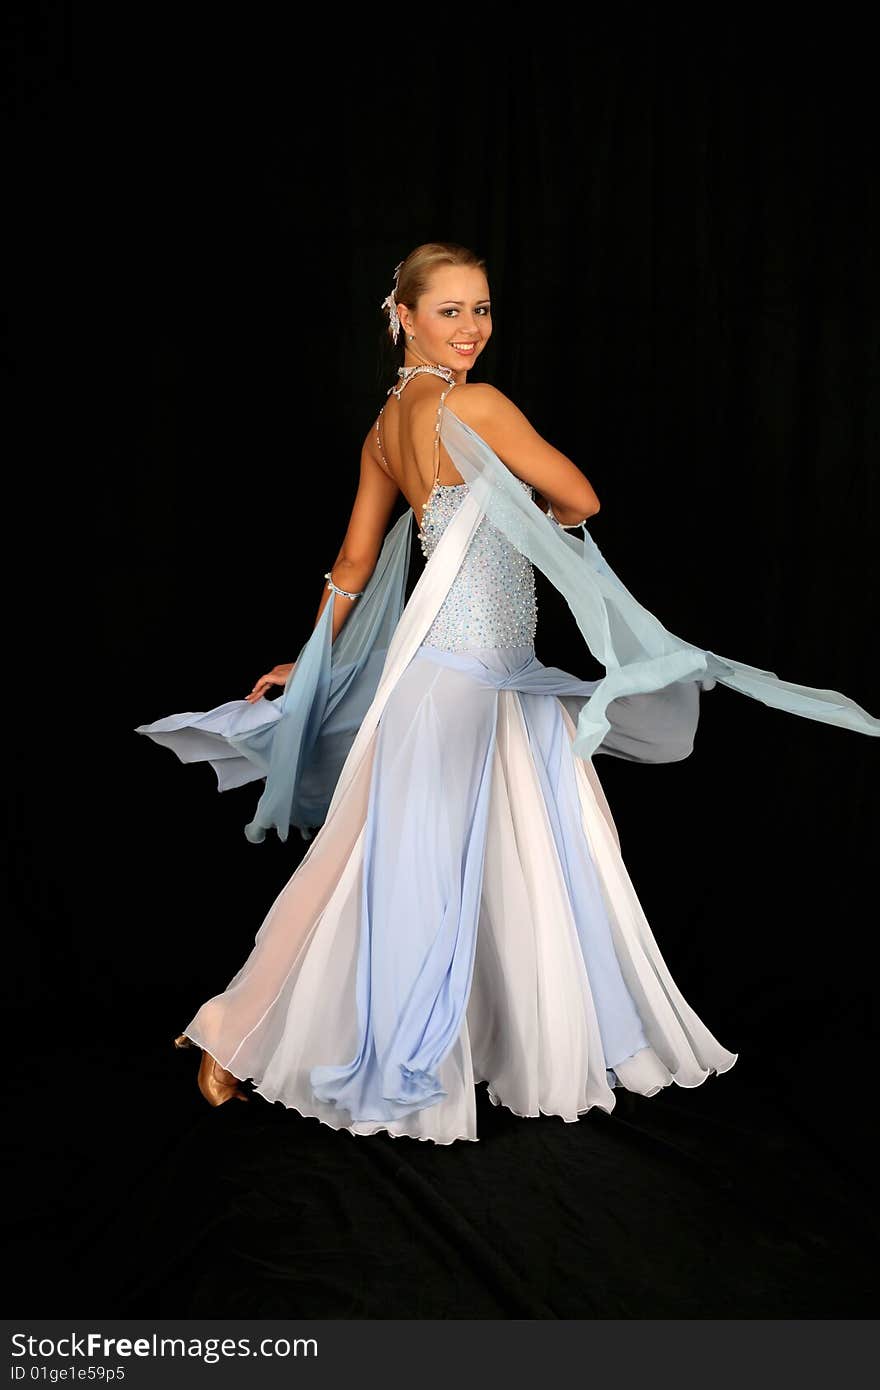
[440,306,491,316]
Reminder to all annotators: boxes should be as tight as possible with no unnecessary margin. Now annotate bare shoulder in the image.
[446,381,522,429]
[446,382,543,450]
[445,382,601,519]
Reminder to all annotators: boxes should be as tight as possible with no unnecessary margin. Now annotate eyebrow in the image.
[436,299,491,306]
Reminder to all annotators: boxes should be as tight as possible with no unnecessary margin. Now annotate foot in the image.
[197,1050,250,1106]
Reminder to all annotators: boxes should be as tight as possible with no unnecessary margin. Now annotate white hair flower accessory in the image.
[379,260,405,344]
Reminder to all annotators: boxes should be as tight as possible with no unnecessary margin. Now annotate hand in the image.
[245,662,297,703]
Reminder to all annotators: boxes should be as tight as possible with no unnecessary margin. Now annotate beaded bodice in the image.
[418,478,538,652]
[375,363,538,653]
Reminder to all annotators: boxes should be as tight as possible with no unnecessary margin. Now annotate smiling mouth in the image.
[450,342,477,354]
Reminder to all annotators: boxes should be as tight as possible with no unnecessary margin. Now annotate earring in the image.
[408,334,414,340]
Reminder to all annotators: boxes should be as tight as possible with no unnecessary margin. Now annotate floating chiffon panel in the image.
[133,697,282,792]
[438,404,880,759]
[135,507,416,842]
[558,682,703,763]
[245,507,414,843]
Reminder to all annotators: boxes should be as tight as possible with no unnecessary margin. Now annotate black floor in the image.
[8,1011,877,1319]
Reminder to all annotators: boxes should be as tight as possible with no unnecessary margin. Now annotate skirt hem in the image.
[179,1036,739,1146]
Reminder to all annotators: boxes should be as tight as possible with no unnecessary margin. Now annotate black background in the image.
[5,7,878,1317]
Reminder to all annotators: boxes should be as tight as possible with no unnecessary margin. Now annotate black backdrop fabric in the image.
[5,9,878,1318]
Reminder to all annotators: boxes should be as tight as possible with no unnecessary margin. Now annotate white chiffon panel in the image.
[182,644,737,1144]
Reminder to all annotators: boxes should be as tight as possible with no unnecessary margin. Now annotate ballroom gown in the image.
[135,380,879,1144]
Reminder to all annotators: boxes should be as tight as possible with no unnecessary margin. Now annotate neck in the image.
[402,347,467,385]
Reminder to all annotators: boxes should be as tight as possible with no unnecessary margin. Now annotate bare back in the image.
[373,375,476,518]
[372,372,599,533]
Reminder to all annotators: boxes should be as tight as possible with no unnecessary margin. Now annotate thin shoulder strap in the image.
[374,404,393,476]
[433,381,457,486]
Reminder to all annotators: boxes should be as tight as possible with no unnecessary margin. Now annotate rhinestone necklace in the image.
[389,362,456,399]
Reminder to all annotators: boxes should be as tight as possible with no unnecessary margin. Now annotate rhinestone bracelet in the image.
[547,502,589,530]
[324,571,365,600]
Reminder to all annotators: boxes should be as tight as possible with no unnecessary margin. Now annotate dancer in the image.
[136,241,878,1140]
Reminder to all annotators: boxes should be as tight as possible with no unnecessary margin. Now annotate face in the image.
[401,264,492,375]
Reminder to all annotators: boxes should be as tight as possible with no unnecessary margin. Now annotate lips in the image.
[450,342,477,355]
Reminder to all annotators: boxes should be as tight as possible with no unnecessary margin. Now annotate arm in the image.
[314,425,400,642]
[244,431,399,702]
[450,383,600,526]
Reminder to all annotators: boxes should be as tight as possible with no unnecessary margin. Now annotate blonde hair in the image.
[384,241,488,344]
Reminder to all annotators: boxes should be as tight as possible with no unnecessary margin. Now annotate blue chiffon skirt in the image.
[174,640,737,1143]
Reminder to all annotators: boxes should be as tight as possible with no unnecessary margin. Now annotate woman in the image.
[136,242,878,1143]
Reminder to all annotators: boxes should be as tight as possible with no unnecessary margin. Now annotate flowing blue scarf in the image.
[135,403,879,843]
